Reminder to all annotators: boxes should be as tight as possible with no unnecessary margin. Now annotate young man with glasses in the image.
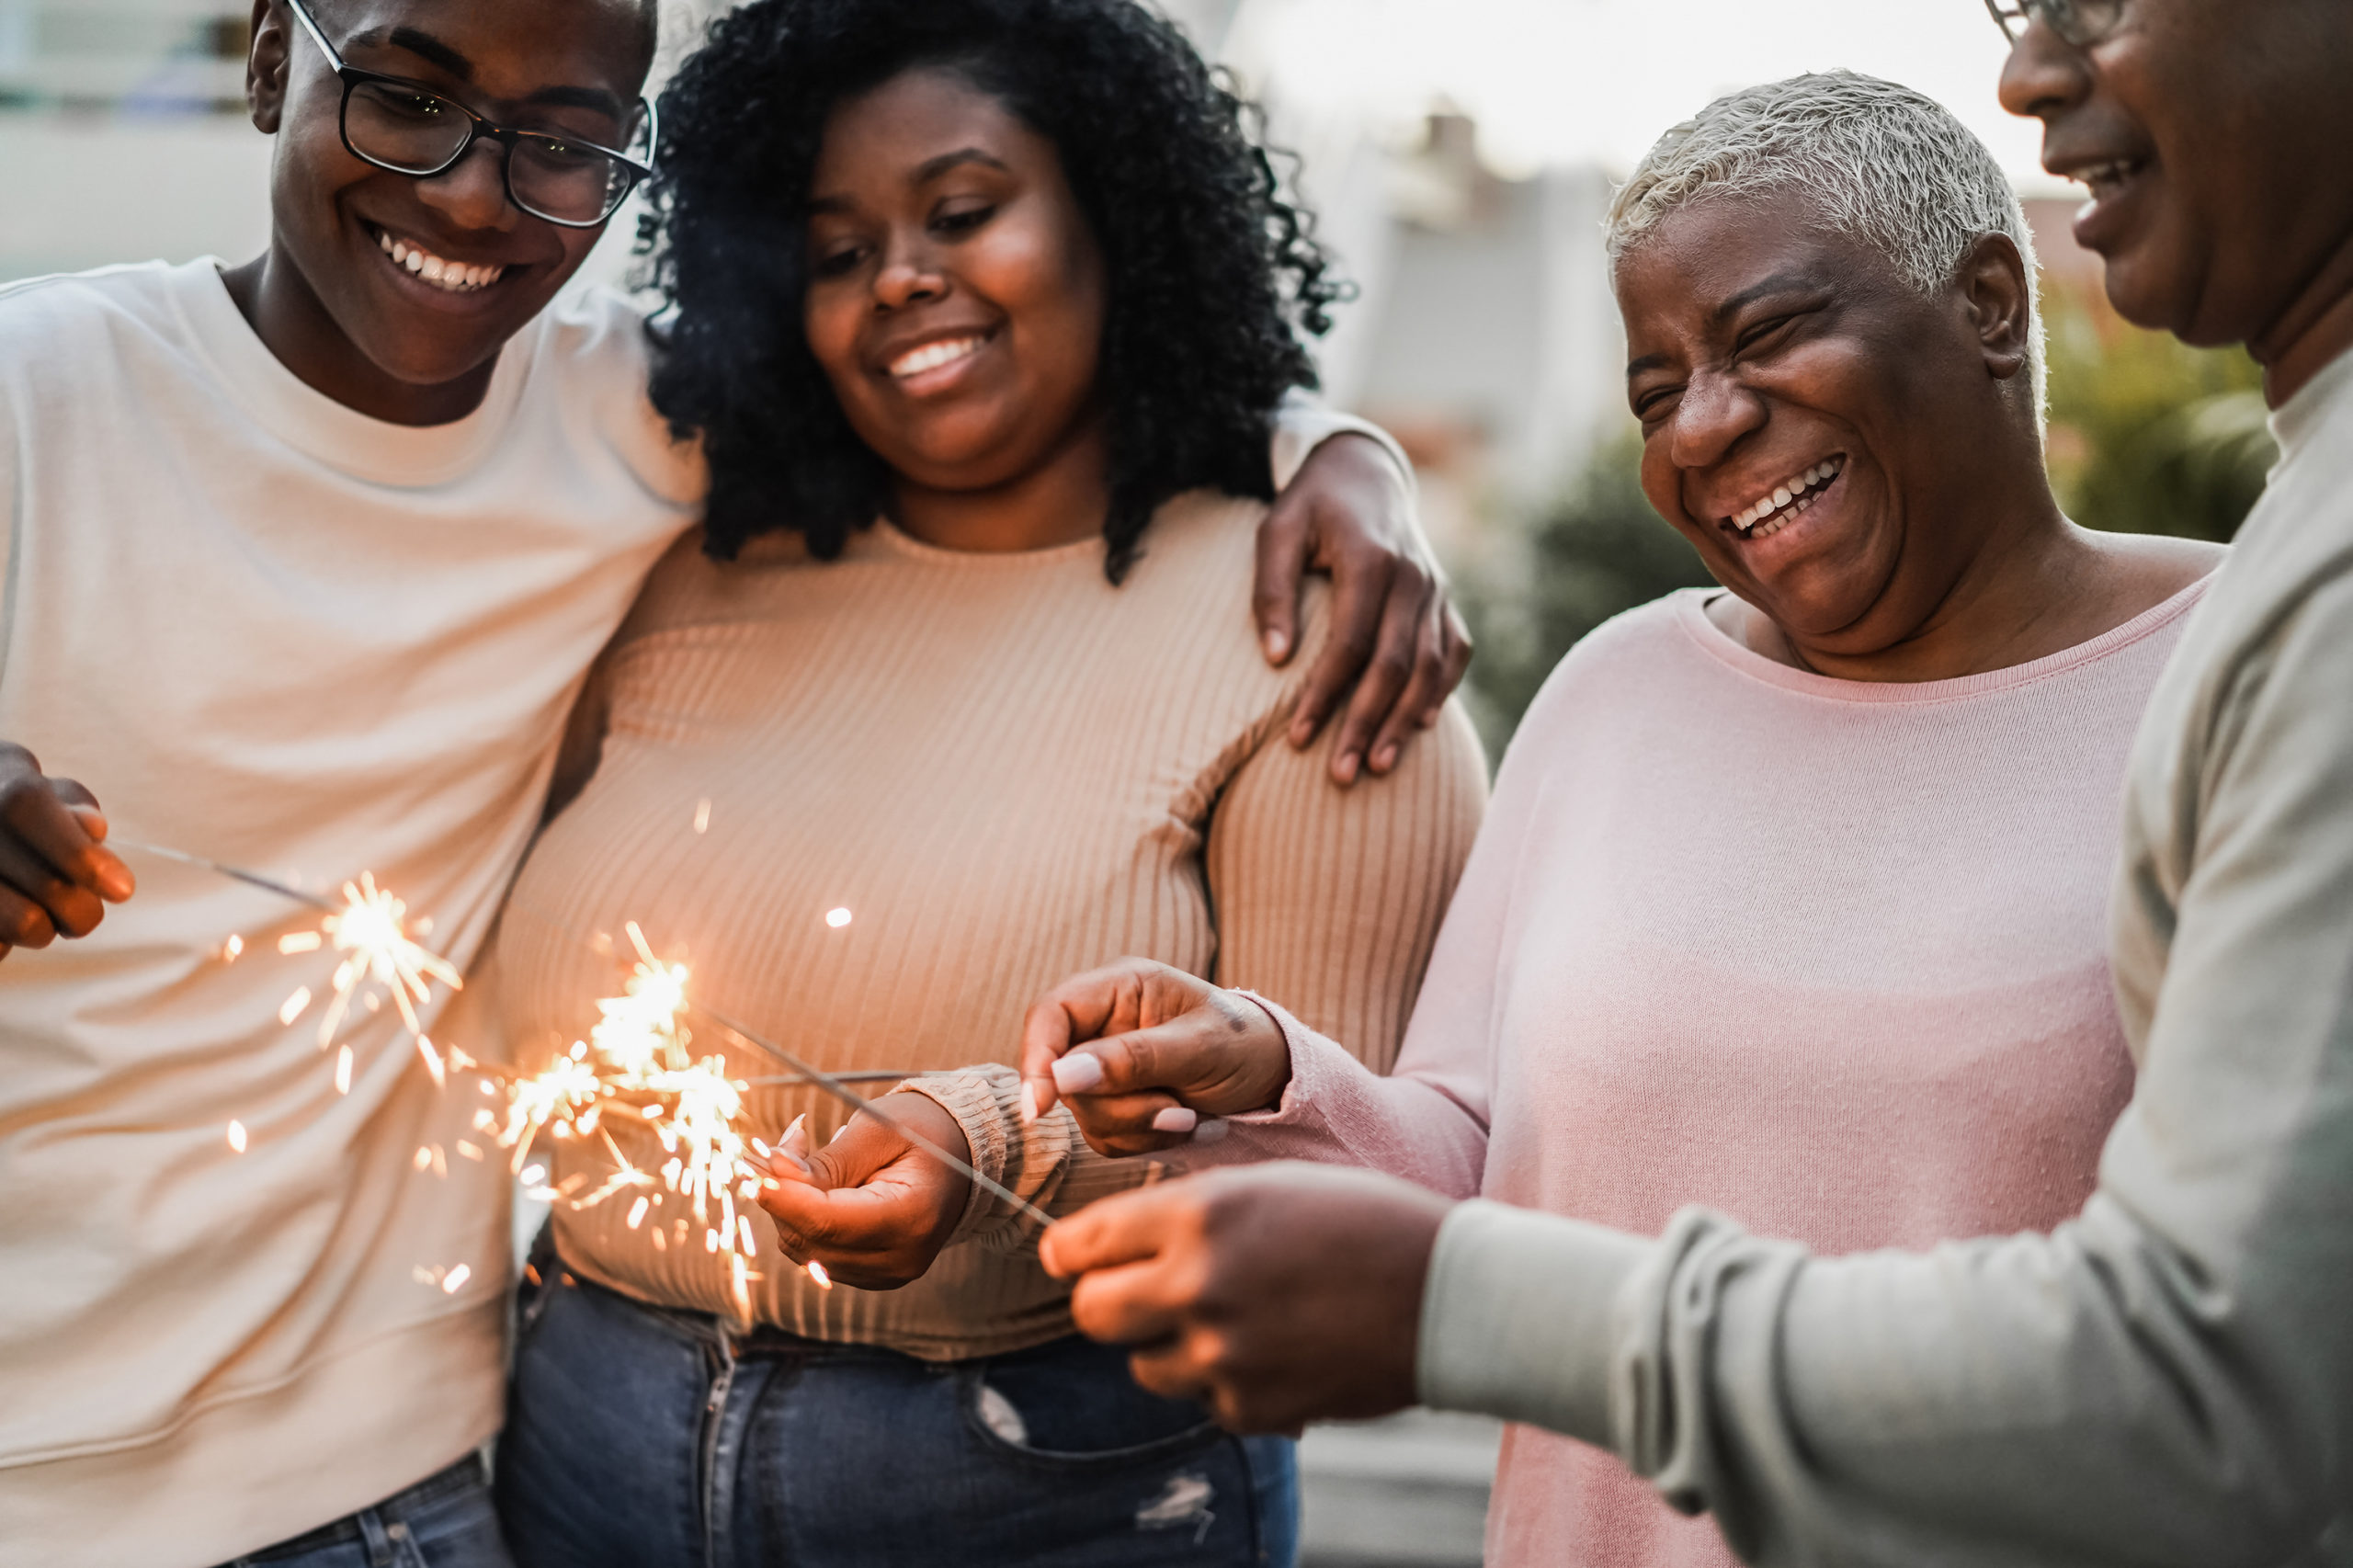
[0,1,1453,1563]
[1036,3,2353,1564]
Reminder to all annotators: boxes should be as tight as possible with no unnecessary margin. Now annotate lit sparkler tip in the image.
[226,1119,248,1153]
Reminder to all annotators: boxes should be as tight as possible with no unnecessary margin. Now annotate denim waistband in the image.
[242,1452,487,1562]
[563,1265,926,1363]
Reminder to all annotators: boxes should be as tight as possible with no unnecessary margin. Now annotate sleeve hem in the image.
[1416,1199,1652,1445]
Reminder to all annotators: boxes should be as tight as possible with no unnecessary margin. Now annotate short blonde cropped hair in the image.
[1608,71,2044,416]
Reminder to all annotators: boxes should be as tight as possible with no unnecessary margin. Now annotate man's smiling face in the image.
[1998,0,2353,363]
[247,0,654,394]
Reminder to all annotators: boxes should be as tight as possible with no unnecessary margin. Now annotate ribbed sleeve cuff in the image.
[1416,1199,1653,1445]
[899,1065,1160,1247]
[898,1069,1015,1242]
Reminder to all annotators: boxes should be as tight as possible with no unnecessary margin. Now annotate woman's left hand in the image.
[757,1094,972,1290]
[1258,434,1473,786]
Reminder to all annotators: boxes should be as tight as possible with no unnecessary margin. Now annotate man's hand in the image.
[1259,434,1472,785]
[1018,959,1291,1156]
[756,1095,973,1290]
[1040,1163,1452,1433]
[0,743,133,962]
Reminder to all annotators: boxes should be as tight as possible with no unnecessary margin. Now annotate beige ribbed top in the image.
[486,493,1488,1358]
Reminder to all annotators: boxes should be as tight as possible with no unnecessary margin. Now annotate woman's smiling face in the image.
[802,66,1108,494]
[1616,187,2034,654]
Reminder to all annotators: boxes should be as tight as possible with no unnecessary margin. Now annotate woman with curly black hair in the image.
[485,2,1488,1563]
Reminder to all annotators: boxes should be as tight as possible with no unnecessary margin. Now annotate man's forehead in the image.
[318,0,657,96]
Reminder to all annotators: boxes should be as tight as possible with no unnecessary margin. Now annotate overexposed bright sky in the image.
[1225,0,2061,191]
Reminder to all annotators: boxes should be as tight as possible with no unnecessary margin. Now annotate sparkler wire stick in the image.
[124,840,1058,1235]
[108,837,338,913]
[688,1000,1058,1231]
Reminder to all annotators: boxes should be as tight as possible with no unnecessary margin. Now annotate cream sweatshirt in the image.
[0,260,699,1567]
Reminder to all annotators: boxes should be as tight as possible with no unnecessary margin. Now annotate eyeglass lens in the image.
[2009,0,2125,46]
[345,81,635,224]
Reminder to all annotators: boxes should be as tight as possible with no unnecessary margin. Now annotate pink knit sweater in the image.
[1209,580,2211,1567]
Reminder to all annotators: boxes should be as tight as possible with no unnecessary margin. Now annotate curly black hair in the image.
[641,0,1349,580]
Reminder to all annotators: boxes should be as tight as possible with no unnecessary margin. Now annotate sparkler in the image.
[127,836,1036,1315]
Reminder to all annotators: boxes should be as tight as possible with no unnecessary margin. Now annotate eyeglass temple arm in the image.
[278,0,347,74]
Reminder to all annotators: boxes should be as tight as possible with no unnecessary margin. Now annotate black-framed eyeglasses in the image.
[279,0,655,228]
[1983,0,2127,48]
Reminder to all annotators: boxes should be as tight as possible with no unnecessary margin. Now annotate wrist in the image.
[1227,991,1297,1112]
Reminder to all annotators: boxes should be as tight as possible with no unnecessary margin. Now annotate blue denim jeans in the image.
[495,1269,1299,1568]
[219,1454,512,1568]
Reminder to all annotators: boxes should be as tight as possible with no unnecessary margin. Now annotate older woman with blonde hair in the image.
[972,72,2226,1568]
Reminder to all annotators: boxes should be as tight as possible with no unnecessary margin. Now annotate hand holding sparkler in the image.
[1040,1162,1452,1435]
[1018,959,1288,1156]
[0,743,135,960]
[756,1096,978,1290]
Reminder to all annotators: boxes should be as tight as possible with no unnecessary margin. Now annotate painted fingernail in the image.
[1052,1053,1105,1095]
[1019,1083,1041,1124]
[1263,630,1290,662]
[1190,1118,1230,1144]
[1151,1107,1199,1134]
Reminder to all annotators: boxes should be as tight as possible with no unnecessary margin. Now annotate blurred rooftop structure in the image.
[0,0,248,112]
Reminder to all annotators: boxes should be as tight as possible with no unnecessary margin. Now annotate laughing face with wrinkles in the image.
[1615,176,2211,684]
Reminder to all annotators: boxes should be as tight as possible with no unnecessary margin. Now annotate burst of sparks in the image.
[226,1119,247,1153]
[824,907,853,929]
[298,873,464,1051]
[487,930,807,1320]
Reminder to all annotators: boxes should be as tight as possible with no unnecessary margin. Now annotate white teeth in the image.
[890,336,983,378]
[373,227,506,293]
[1723,456,1844,539]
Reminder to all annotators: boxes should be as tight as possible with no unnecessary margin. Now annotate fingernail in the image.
[1151,1107,1198,1134]
[97,864,134,902]
[1372,744,1399,773]
[1335,752,1360,784]
[1019,1083,1040,1124]
[1416,709,1440,730]
[1052,1053,1105,1095]
[1190,1118,1230,1144]
[1263,630,1289,662]
[779,1114,810,1158]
